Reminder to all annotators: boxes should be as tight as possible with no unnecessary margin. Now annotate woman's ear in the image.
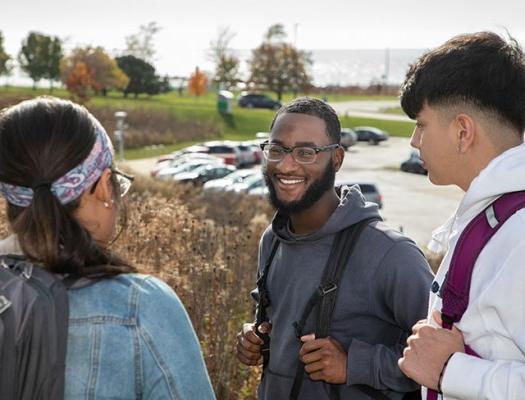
[93,168,114,207]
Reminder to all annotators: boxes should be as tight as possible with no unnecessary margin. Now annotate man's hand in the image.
[398,310,465,390]
[299,333,347,384]
[236,322,272,366]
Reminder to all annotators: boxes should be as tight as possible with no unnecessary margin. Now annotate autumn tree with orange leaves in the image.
[64,62,91,103]
[188,67,208,97]
[60,46,129,101]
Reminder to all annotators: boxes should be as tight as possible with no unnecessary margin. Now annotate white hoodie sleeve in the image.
[442,353,525,400]
[440,232,525,400]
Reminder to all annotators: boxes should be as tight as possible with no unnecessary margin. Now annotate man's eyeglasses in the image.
[260,142,340,165]
[90,167,134,197]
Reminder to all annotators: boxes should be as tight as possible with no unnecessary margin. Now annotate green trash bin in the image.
[217,90,233,114]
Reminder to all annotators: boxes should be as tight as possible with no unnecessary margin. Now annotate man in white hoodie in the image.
[397,32,525,399]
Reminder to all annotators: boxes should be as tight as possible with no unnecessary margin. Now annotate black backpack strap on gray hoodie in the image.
[255,236,280,370]
[290,217,378,400]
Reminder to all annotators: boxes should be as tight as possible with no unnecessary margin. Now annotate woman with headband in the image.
[0,97,215,399]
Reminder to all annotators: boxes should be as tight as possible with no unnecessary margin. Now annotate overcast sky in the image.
[2,0,525,77]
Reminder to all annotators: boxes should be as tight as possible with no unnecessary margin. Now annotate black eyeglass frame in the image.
[259,141,340,164]
[89,167,135,196]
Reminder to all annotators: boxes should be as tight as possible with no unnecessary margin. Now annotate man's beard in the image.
[263,161,336,215]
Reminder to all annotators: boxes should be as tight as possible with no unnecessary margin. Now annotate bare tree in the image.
[208,27,240,90]
[124,22,161,63]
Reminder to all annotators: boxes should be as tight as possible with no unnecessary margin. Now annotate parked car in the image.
[340,128,358,150]
[203,141,243,167]
[238,94,281,110]
[151,153,221,177]
[237,143,257,166]
[174,164,236,185]
[156,159,221,181]
[242,141,263,164]
[353,126,389,145]
[227,173,265,193]
[335,181,383,209]
[203,169,258,192]
[401,150,427,175]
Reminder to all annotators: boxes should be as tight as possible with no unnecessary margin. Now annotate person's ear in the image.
[333,145,345,171]
[455,113,476,153]
[93,169,114,208]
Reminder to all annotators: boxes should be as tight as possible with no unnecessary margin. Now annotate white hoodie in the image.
[424,143,525,400]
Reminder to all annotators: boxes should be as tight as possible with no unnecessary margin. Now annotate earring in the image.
[103,202,109,208]
[457,144,462,153]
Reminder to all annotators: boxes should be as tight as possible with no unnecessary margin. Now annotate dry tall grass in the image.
[0,178,273,399]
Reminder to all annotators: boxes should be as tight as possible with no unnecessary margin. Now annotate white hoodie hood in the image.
[428,143,525,254]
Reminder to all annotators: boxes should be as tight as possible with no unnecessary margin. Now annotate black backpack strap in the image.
[290,217,378,400]
[255,235,280,370]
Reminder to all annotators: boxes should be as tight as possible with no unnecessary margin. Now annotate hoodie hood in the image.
[271,184,381,244]
[429,143,525,253]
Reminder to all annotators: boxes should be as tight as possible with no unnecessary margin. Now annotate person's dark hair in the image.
[270,97,341,143]
[400,31,525,132]
[0,96,135,276]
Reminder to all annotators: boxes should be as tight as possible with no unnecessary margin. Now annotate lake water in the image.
[5,48,426,89]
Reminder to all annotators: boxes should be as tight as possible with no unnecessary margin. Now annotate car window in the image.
[208,146,234,154]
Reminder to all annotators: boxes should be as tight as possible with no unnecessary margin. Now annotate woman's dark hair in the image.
[270,97,341,144]
[0,96,135,276]
[400,31,525,132]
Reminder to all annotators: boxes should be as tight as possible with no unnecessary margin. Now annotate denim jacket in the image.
[65,273,216,400]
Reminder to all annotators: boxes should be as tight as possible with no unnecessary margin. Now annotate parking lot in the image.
[337,138,463,247]
[123,137,463,248]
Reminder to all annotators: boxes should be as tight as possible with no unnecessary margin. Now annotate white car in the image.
[203,169,257,192]
[156,159,220,181]
[227,173,265,194]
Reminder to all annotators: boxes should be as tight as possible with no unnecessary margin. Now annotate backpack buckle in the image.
[0,295,11,314]
[293,321,304,338]
[21,263,33,280]
[319,282,337,296]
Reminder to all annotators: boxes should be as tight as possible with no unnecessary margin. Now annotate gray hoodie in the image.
[253,186,433,399]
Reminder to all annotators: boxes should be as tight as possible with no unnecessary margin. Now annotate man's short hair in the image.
[400,32,525,132]
[270,97,341,144]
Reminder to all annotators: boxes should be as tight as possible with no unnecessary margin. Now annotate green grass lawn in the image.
[382,106,406,115]
[0,86,412,159]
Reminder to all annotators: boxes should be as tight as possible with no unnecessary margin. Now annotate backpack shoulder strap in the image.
[441,190,525,329]
[289,217,379,400]
[316,217,378,338]
[255,234,280,370]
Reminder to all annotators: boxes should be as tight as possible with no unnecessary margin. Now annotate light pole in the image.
[114,111,128,161]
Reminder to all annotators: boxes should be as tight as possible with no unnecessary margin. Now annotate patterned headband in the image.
[0,117,114,207]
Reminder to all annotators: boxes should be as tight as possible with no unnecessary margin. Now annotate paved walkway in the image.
[329,100,412,122]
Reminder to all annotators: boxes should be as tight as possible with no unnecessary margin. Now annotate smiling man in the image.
[236,97,433,399]
[397,32,525,400]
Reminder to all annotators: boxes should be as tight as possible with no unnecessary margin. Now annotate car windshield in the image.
[208,146,234,154]
[243,174,263,186]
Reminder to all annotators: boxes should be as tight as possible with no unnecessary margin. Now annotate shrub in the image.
[0,96,221,149]
[0,177,273,399]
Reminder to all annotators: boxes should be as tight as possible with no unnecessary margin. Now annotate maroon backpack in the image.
[427,191,525,400]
